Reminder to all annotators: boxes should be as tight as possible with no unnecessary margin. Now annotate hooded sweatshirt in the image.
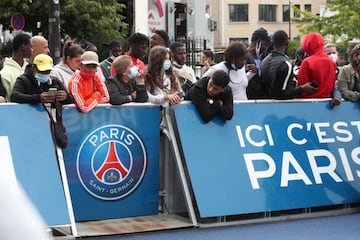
[50,61,77,90]
[0,57,27,101]
[298,32,336,98]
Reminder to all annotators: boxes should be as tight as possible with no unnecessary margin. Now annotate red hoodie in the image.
[298,32,336,98]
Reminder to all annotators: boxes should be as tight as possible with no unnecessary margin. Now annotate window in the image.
[283,4,290,22]
[305,4,311,12]
[229,38,248,46]
[259,5,277,22]
[229,4,248,22]
[293,4,300,18]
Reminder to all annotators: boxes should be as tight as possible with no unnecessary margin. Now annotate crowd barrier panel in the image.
[1,99,360,237]
[0,103,73,232]
[166,98,360,225]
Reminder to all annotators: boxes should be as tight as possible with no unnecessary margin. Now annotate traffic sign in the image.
[11,12,25,31]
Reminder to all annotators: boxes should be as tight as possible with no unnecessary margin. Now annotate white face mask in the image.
[329,53,338,63]
[255,41,262,59]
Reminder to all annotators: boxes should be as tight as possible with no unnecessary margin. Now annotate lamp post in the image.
[48,0,61,62]
[288,0,291,39]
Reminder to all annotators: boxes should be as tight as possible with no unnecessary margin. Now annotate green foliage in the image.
[287,39,301,61]
[293,0,360,45]
[0,0,128,47]
[0,0,48,35]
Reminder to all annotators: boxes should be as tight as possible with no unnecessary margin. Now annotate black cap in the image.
[103,39,121,49]
[295,47,305,57]
[251,28,270,42]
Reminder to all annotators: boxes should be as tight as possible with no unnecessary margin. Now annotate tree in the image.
[0,0,128,44]
[293,0,360,45]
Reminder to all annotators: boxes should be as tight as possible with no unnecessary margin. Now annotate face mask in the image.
[128,66,139,79]
[163,60,171,71]
[231,63,237,71]
[329,53,338,63]
[255,41,262,59]
[172,61,183,68]
[80,70,96,80]
[35,73,50,83]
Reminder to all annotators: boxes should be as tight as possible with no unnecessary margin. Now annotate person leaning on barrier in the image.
[337,45,360,101]
[106,55,148,105]
[68,51,109,113]
[10,54,72,104]
[145,46,182,107]
[185,70,233,123]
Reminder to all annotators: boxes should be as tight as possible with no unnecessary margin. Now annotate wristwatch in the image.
[208,99,214,105]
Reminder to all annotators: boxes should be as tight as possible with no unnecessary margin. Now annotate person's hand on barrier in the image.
[301,82,318,95]
[330,97,341,107]
[130,90,137,101]
[56,90,67,102]
[0,96,5,103]
[166,92,181,105]
[40,92,56,103]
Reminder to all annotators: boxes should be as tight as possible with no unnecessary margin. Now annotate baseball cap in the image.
[33,54,53,71]
[295,47,305,57]
[81,51,99,66]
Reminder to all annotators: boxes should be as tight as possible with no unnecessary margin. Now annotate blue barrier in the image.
[173,101,360,218]
[2,100,360,237]
[0,104,71,227]
[62,104,160,221]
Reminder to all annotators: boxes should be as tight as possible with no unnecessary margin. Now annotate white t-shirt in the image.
[202,61,249,100]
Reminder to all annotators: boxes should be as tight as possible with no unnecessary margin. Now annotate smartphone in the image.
[48,87,57,95]
[310,81,319,88]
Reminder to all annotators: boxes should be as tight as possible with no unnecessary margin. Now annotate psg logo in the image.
[76,124,147,200]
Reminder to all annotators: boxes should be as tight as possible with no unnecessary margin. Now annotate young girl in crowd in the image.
[145,46,182,106]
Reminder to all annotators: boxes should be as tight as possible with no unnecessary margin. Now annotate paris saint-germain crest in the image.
[76,124,147,200]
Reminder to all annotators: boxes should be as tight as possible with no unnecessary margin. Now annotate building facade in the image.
[205,0,327,47]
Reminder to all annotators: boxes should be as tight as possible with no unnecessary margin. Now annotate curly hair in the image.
[146,46,179,95]
[224,42,248,63]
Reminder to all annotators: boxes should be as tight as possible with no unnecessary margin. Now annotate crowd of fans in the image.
[1,28,358,122]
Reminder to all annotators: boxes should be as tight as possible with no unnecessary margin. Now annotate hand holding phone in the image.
[310,81,319,88]
[48,87,57,94]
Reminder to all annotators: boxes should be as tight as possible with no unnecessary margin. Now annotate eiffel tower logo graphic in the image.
[95,141,129,182]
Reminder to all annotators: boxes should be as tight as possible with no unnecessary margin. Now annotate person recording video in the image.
[10,54,72,104]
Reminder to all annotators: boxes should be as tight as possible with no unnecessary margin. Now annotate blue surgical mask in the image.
[35,73,50,83]
[163,60,171,71]
[128,66,139,79]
